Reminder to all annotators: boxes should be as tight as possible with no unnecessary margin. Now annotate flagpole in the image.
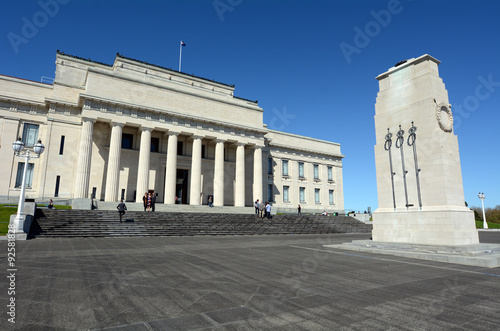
[179,41,182,72]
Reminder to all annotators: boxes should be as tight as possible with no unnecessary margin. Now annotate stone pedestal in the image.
[372,54,478,246]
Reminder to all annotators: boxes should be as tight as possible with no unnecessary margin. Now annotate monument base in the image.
[372,206,479,246]
[324,240,500,268]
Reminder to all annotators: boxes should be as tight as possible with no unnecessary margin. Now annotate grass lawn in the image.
[475,220,500,229]
[0,204,71,236]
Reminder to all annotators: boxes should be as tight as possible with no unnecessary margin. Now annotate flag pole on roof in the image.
[179,41,186,72]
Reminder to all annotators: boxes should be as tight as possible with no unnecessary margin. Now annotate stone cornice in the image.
[0,94,46,107]
[376,54,441,81]
[45,97,80,108]
[266,129,341,147]
[79,93,268,136]
[268,142,345,159]
[0,74,53,89]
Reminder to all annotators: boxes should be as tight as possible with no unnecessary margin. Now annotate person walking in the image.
[117,199,127,222]
[208,196,213,207]
[265,202,272,220]
[298,204,301,215]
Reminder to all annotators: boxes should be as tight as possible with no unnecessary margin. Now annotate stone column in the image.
[164,131,179,204]
[235,142,246,207]
[253,146,263,202]
[135,127,152,202]
[74,118,95,199]
[189,135,203,205]
[213,139,225,206]
[104,122,124,202]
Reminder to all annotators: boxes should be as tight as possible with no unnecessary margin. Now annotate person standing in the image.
[265,202,272,220]
[208,196,213,207]
[258,200,265,218]
[151,192,156,212]
[142,192,148,212]
[117,199,127,222]
[298,204,301,215]
[254,199,260,215]
[147,193,152,212]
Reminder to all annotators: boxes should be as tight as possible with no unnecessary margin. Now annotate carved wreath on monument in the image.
[435,102,453,132]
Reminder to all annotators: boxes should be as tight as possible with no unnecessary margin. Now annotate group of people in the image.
[142,192,156,212]
[254,199,272,219]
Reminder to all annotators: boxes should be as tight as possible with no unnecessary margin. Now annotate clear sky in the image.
[1,0,499,209]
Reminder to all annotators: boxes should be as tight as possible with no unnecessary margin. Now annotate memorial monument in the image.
[371,54,479,246]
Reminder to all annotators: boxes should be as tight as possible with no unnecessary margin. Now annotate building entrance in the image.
[176,169,189,204]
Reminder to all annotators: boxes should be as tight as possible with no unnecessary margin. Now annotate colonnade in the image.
[73,119,264,206]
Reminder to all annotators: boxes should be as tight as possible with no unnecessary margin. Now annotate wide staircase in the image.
[28,209,372,239]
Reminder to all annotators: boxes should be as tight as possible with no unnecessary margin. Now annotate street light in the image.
[11,137,45,233]
[478,192,487,229]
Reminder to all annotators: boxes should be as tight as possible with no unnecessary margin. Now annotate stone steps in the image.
[29,209,372,238]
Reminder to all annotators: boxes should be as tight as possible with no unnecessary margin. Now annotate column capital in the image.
[140,126,154,132]
[81,117,96,123]
[167,130,181,136]
[235,142,246,147]
[191,134,204,140]
[215,138,226,144]
[110,121,125,128]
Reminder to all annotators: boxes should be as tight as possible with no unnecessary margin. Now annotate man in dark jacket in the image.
[117,199,127,222]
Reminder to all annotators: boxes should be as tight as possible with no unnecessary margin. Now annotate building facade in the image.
[0,52,344,213]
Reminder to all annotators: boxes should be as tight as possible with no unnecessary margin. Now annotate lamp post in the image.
[478,192,487,229]
[11,138,45,233]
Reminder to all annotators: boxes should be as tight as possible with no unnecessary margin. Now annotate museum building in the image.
[0,51,344,212]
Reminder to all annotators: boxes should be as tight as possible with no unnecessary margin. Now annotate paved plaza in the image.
[1,232,500,330]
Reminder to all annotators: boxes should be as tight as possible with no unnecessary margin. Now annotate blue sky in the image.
[1,0,499,209]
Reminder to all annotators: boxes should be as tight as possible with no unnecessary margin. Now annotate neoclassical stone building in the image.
[0,51,344,212]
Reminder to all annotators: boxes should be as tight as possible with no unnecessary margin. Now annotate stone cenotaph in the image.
[372,54,479,246]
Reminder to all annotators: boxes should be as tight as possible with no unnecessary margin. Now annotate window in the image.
[122,133,133,149]
[54,175,61,197]
[59,136,65,155]
[329,190,334,205]
[268,184,273,202]
[298,162,304,178]
[121,189,126,200]
[15,163,34,188]
[22,123,39,147]
[328,166,333,181]
[314,164,319,179]
[299,187,305,203]
[283,186,289,202]
[268,158,273,174]
[315,188,320,204]
[282,160,289,176]
[177,141,183,155]
[151,137,159,153]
